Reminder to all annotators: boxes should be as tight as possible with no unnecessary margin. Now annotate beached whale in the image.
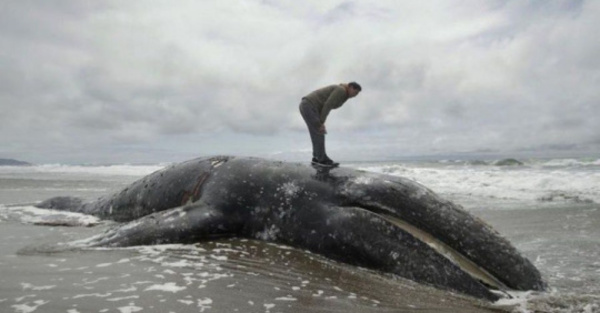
[36,156,545,300]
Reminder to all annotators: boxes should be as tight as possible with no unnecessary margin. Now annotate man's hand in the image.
[319,124,327,134]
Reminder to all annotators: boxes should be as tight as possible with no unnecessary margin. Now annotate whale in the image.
[35,156,546,301]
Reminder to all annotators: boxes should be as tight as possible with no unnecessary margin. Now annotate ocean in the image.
[0,157,599,313]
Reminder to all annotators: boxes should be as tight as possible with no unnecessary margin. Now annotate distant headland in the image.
[0,158,32,166]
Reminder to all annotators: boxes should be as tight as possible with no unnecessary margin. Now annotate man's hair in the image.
[348,82,362,91]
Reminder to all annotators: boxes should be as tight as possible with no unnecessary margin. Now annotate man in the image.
[299,81,361,167]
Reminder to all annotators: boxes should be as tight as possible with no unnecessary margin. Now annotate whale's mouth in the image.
[384,213,508,291]
[351,206,509,293]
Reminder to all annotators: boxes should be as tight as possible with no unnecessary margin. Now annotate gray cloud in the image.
[1,0,599,164]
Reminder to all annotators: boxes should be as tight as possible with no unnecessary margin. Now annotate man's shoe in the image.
[312,159,334,167]
[322,159,339,167]
[311,159,339,168]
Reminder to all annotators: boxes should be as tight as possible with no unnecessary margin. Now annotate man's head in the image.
[348,82,362,98]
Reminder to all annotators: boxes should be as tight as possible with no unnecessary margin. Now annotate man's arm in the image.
[319,86,346,124]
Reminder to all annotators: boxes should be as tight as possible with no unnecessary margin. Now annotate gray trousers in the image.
[299,99,327,161]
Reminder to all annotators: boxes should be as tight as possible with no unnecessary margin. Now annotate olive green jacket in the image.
[302,84,348,124]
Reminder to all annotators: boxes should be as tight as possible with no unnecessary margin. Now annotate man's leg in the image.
[310,125,326,161]
[299,101,326,161]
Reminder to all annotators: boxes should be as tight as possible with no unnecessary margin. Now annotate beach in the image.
[1,157,599,313]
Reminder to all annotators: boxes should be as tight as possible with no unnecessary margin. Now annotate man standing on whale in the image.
[299,81,361,167]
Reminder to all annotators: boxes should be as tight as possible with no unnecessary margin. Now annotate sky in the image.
[1,0,599,164]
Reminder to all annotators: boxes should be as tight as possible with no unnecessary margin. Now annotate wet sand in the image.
[0,222,504,313]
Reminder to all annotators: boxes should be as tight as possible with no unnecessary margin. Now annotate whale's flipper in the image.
[81,202,241,247]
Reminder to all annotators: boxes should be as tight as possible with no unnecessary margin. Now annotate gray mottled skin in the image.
[36,156,546,301]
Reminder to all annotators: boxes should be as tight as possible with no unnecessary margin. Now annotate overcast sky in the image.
[1,0,598,164]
